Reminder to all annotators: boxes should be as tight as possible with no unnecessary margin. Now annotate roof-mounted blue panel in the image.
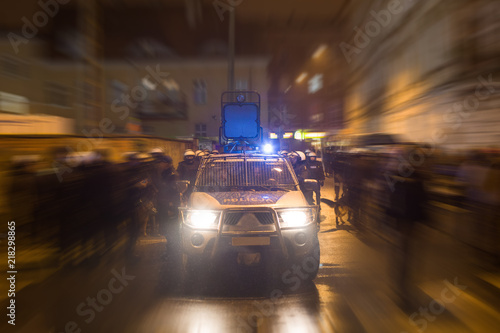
[223,103,259,139]
[220,91,262,144]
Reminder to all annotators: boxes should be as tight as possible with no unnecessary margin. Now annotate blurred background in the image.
[1,0,499,146]
[0,0,499,332]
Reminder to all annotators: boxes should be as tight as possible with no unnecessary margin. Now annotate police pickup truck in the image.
[178,152,320,281]
[177,91,320,282]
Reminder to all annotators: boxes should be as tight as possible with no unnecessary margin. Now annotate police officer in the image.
[156,155,181,254]
[177,150,198,198]
[303,152,325,206]
[146,148,169,236]
[195,150,207,164]
[124,152,154,259]
[279,150,289,157]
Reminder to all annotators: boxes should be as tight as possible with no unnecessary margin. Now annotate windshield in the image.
[194,155,297,192]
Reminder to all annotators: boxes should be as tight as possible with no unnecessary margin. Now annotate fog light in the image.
[191,233,204,246]
[294,232,307,245]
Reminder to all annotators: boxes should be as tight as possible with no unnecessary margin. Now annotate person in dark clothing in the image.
[8,156,39,240]
[322,148,334,177]
[146,148,167,236]
[289,151,307,178]
[156,155,181,255]
[91,150,118,253]
[51,149,84,266]
[296,152,325,206]
[385,146,428,309]
[289,151,311,205]
[287,151,300,173]
[177,150,198,199]
[123,153,154,259]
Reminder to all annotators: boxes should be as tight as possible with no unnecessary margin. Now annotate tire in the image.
[308,236,321,280]
[290,235,320,282]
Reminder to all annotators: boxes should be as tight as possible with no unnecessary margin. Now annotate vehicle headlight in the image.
[277,209,315,228]
[183,210,220,229]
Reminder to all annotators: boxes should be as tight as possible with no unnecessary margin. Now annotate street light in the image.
[312,44,327,59]
[295,72,308,84]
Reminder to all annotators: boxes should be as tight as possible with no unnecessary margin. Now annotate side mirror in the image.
[303,179,319,191]
[176,180,190,194]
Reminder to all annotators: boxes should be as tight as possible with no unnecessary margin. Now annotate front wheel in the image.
[308,236,321,280]
[289,236,320,282]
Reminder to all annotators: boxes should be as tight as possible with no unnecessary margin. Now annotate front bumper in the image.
[180,206,318,262]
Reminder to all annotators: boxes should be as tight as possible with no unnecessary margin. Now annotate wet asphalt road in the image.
[3,177,500,333]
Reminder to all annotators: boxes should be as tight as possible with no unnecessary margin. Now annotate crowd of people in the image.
[9,143,498,271]
[321,144,500,306]
[7,147,207,265]
[7,146,329,264]
[322,145,500,231]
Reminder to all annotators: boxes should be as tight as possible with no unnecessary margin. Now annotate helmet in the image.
[83,151,100,165]
[149,147,163,155]
[134,153,152,162]
[307,152,317,161]
[279,150,288,156]
[195,150,202,156]
[149,147,163,154]
[122,151,136,161]
[211,149,219,154]
[149,148,165,161]
[184,150,196,163]
[288,151,299,164]
[66,152,84,167]
[196,150,207,157]
[184,150,195,164]
[305,149,311,154]
[296,151,306,161]
[124,152,151,163]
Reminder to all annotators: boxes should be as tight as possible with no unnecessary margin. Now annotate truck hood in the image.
[188,191,308,209]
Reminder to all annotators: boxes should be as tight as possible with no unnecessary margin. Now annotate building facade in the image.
[0,38,270,142]
[338,0,500,149]
[103,57,270,143]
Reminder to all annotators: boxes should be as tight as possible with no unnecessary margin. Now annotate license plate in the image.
[232,237,270,246]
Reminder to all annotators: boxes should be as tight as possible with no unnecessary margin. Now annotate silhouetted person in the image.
[8,157,38,240]
[123,153,153,260]
[177,150,198,199]
[301,152,325,206]
[385,146,428,308]
[156,155,180,255]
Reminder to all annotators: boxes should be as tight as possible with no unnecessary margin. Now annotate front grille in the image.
[223,212,243,225]
[223,212,275,225]
[254,212,275,225]
[196,156,295,187]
